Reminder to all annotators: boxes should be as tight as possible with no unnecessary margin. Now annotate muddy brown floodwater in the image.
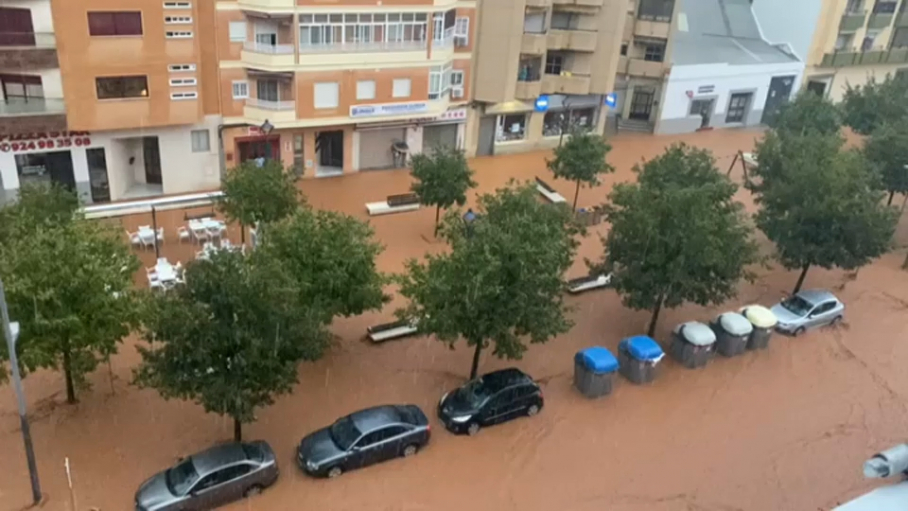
[3,128,908,511]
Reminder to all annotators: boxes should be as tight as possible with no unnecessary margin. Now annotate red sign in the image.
[0,131,92,153]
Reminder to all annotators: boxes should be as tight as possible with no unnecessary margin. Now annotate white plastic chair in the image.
[125,230,141,248]
[156,228,164,244]
[178,227,191,243]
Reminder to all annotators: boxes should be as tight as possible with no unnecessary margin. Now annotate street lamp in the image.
[0,277,42,505]
[261,119,274,161]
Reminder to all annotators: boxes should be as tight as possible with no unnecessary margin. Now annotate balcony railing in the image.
[0,32,56,49]
[299,40,426,54]
[898,11,908,27]
[840,10,868,31]
[820,47,908,67]
[243,41,294,54]
[0,97,66,117]
[246,98,295,110]
[868,12,895,29]
[547,29,597,52]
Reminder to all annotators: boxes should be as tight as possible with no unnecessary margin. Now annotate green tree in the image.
[134,250,329,441]
[0,184,140,403]
[753,130,897,293]
[398,183,578,379]
[864,119,908,205]
[218,159,301,243]
[597,144,758,337]
[547,129,614,211]
[409,146,477,236]
[257,206,389,325]
[770,90,842,136]
[841,74,908,135]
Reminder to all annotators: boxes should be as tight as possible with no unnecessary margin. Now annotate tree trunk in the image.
[572,180,581,212]
[434,205,441,237]
[888,190,895,206]
[233,418,242,442]
[793,264,811,294]
[469,341,483,380]
[240,221,246,246]
[646,296,664,338]
[62,341,76,404]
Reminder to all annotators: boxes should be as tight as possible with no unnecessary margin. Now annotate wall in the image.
[472,0,525,103]
[751,0,824,61]
[822,64,906,101]
[296,67,432,120]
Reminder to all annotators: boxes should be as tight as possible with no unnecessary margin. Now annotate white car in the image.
[770,289,844,336]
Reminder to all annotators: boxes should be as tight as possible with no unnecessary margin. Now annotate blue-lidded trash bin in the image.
[617,336,665,384]
[711,312,753,357]
[574,347,619,398]
[669,321,716,369]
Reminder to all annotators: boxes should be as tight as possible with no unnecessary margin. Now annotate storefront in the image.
[421,107,467,153]
[357,124,408,170]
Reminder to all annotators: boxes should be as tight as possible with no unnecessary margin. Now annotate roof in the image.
[349,405,404,432]
[479,368,532,392]
[796,289,837,305]
[191,443,247,474]
[672,0,799,66]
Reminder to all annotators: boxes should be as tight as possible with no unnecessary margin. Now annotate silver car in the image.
[135,441,278,511]
[770,289,844,336]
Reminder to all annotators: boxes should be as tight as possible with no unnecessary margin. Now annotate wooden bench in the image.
[567,273,612,294]
[184,212,215,221]
[367,319,419,343]
[366,193,421,216]
[535,177,567,204]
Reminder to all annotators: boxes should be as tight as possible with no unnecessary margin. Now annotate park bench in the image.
[366,192,421,216]
[567,273,612,294]
[367,319,419,343]
[535,177,567,204]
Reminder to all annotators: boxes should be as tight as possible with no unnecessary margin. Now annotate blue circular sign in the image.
[604,93,617,109]
[534,95,549,112]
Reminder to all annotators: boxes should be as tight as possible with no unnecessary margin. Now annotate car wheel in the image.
[830,316,843,327]
[243,485,263,498]
[402,443,419,457]
[327,466,343,479]
[466,422,481,436]
[526,404,540,417]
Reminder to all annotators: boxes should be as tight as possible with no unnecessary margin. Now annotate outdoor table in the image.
[137,226,156,244]
[155,259,176,282]
[189,218,223,241]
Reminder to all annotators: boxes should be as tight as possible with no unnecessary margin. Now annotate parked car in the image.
[437,367,543,436]
[770,289,844,336]
[135,441,278,511]
[297,404,430,478]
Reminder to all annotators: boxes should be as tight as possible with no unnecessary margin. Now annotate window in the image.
[229,21,247,42]
[620,42,628,56]
[725,92,752,123]
[570,107,594,130]
[873,1,898,14]
[523,11,546,34]
[431,10,455,46]
[454,17,469,47]
[219,465,253,482]
[171,91,197,100]
[166,31,193,38]
[299,12,428,51]
[168,64,196,72]
[551,12,579,30]
[428,62,453,99]
[87,12,143,36]
[543,111,565,137]
[191,130,210,152]
[893,27,908,48]
[96,76,148,99]
[356,80,375,100]
[232,81,248,99]
[169,77,196,86]
[392,78,411,98]
[257,80,278,102]
[845,0,865,13]
[644,43,665,62]
[689,98,713,117]
[496,114,527,142]
[163,1,192,8]
[164,16,192,24]
[451,70,464,98]
[637,0,674,21]
[545,53,564,75]
[314,82,339,109]
[835,33,854,50]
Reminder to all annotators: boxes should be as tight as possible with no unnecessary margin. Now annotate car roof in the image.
[796,289,837,304]
[349,405,405,433]
[190,443,250,475]
[479,368,533,393]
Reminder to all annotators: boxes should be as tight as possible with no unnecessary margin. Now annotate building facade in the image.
[802,0,908,101]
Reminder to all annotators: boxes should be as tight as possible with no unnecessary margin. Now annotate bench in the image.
[535,177,567,204]
[742,152,758,167]
[366,193,421,216]
[367,319,419,343]
[567,273,612,294]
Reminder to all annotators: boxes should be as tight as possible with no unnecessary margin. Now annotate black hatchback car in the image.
[437,368,543,435]
[297,404,430,478]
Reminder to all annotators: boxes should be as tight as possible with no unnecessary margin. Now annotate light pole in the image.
[261,119,274,161]
[0,276,42,505]
[558,96,575,148]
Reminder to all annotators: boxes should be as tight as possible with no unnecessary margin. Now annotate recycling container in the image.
[573,347,619,398]
[669,321,717,369]
[709,312,752,358]
[617,336,665,384]
[739,304,778,350]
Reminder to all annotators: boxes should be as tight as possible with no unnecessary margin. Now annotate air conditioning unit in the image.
[452,87,464,99]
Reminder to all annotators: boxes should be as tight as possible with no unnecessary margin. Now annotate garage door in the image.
[358,128,405,170]
[422,124,458,153]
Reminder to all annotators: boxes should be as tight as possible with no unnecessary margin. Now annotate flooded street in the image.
[3,128,908,511]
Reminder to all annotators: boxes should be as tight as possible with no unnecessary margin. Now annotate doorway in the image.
[690,99,715,129]
[0,7,35,47]
[315,130,343,175]
[761,75,796,125]
[477,116,495,156]
[142,136,162,185]
[628,88,654,121]
[237,137,280,162]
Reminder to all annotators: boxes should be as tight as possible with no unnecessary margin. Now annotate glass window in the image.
[496,114,527,142]
[232,81,248,99]
[314,82,339,108]
[637,0,674,21]
[892,27,908,48]
[544,53,563,75]
[571,107,595,130]
[87,148,109,203]
[392,78,411,98]
[524,11,546,33]
[357,80,376,100]
[543,111,565,137]
[781,295,813,316]
[165,459,199,495]
[873,1,898,14]
[191,130,210,152]
[228,21,246,42]
[725,92,751,123]
[329,416,362,450]
[644,43,665,62]
[96,76,148,99]
[550,12,577,30]
[88,12,143,36]
[256,80,279,102]
[454,17,469,47]
[835,33,854,50]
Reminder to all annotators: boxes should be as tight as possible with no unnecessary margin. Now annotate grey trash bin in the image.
[711,312,752,357]
[617,336,665,385]
[739,304,778,350]
[669,321,716,369]
[573,347,619,398]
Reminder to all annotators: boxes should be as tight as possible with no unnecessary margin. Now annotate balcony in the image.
[0,98,67,136]
[241,41,295,68]
[541,73,590,95]
[867,12,895,29]
[546,30,597,52]
[839,10,868,31]
[521,33,547,54]
[515,78,542,100]
[298,40,428,67]
[820,47,908,67]
[525,0,552,7]
[552,0,603,7]
[627,58,664,77]
[0,32,58,69]
[244,98,296,124]
[634,19,671,39]
[616,56,629,74]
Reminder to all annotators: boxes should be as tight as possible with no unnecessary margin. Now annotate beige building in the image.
[804,0,908,101]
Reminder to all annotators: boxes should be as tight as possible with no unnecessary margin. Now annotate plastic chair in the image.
[156,228,165,244]
[177,227,191,243]
[125,230,141,248]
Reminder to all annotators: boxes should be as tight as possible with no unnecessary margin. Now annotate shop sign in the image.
[436,108,467,122]
[0,131,92,153]
[350,102,429,118]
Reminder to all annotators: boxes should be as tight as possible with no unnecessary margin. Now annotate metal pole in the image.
[151,205,160,259]
[0,277,42,505]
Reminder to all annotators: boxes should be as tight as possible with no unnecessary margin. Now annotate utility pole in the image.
[0,276,42,505]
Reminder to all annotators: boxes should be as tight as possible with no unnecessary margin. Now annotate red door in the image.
[0,8,35,47]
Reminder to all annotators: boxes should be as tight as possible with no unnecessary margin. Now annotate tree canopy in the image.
[0,184,140,403]
[840,74,908,136]
[218,159,301,234]
[547,128,614,211]
[769,91,842,136]
[598,144,758,337]
[410,146,477,235]
[397,183,579,379]
[134,249,330,441]
[863,119,908,205]
[753,130,897,293]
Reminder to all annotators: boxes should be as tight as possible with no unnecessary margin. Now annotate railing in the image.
[243,41,294,54]
[0,97,66,116]
[246,98,295,110]
[0,32,56,49]
[298,40,426,54]
[820,47,908,67]
[840,10,868,31]
[433,28,456,49]
[517,69,541,81]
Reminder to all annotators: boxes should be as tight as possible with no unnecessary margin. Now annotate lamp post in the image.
[261,119,274,161]
[0,276,42,505]
[558,96,575,148]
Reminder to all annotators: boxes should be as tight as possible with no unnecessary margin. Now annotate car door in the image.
[481,389,514,426]
[808,302,833,328]
[189,464,252,510]
[499,386,530,422]
[186,469,228,510]
[380,425,409,459]
[350,430,385,469]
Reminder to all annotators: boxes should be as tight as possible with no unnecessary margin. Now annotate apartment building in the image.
[803,0,908,101]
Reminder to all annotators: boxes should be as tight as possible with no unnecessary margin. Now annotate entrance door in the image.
[45,151,75,189]
[690,99,715,129]
[142,136,162,185]
[0,8,35,47]
[628,88,654,121]
[477,116,495,156]
[315,131,343,168]
[761,75,796,125]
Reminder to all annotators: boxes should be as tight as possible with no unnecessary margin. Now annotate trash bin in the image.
[711,312,753,357]
[617,336,665,384]
[739,304,777,350]
[669,321,716,369]
[574,347,619,398]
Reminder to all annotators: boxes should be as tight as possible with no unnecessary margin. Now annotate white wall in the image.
[4,0,54,33]
[751,0,823,62]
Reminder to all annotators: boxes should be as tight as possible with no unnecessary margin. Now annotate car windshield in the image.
[329,417,362,451]
[781,295,814,317]
[165,458,200,496]
[455,379,491,407]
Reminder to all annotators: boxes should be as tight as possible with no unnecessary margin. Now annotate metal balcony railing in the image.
[243,41,294,54]
[820,47,908,67]
[246,98,295,110]
[0,97,65,116]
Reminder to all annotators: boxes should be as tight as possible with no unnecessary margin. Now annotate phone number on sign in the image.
[0,137,92,153]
